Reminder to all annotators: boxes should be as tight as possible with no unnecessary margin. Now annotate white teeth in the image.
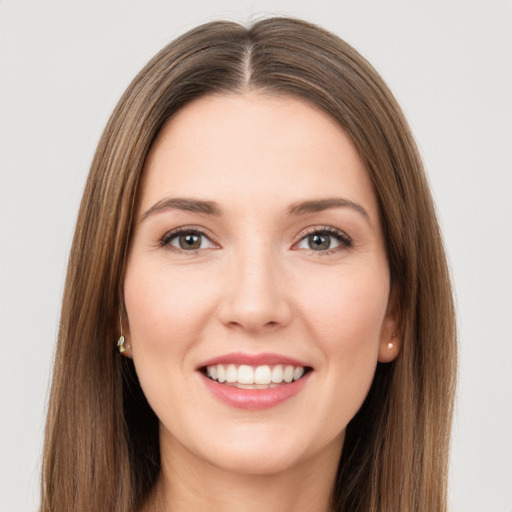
[226,364,237,383]
[235,383,279,389]
[254,365,272,385]
[205,363,307,386]
[271,365,284,383]
[238,365,254,384]
[283,365,294,383]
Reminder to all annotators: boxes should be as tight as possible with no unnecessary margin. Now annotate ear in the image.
[378,285,401,363]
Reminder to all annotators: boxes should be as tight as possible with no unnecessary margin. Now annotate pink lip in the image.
[200,371,312,410]
[197,352,310,369]
[196,352,313,410]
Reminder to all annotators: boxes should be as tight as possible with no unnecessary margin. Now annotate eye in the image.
[294,228,351,252]
[160,228,216,252]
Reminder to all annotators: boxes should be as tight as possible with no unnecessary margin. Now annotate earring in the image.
[117,335,126,354]
[387,331,398,350]
[117,308,129,354]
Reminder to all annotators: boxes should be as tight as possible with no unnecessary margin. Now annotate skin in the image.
[123,93,400,512]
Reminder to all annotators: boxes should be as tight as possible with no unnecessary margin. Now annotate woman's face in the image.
[124,93,399,475]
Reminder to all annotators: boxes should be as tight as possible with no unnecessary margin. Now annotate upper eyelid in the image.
[292,226,352,253]
[296,225,351,241]
[158,225,351,247]
[160,226,217,246]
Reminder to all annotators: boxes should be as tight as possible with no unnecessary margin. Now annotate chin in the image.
[195,423,332,476]
[208,444,303,476]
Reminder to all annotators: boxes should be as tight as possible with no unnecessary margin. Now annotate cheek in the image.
[283,265,390,446]
[296,264,390,359]
[306,268,389,414]
[123,260,216,354]
[123,260,219,418]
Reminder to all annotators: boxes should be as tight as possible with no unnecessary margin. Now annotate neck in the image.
[144,435,342,512]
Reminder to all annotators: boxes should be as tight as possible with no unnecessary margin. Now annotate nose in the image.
[217,246,292,332]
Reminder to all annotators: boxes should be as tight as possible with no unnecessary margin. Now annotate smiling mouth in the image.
[201,364,312,389]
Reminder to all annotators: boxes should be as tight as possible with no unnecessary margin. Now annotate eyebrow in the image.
[141,197,222,221]
[288,198,371,225]
[141,196,370,225]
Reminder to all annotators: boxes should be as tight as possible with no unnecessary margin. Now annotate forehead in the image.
[139,93,378,218]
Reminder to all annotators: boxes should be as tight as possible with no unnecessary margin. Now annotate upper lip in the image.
[196,352,311,370]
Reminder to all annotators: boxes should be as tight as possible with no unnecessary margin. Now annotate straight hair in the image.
[40,17,456,512]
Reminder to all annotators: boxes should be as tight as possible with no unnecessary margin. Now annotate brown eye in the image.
[161,229,215,251]
[178,233,202,250]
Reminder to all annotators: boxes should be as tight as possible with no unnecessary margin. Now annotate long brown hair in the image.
[40,17,456,512]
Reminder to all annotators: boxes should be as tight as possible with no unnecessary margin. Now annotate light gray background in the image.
[1,1,511,511]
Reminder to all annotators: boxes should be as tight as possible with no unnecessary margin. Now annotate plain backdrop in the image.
[1,1,511,511]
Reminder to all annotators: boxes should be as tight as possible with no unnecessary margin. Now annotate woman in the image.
[40,17,456,512]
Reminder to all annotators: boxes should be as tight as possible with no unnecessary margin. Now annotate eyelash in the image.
[159,226,214,253]
[293,226,352,255]
[159,226,352,254]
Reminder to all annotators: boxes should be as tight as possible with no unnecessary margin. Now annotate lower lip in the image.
[201,372,311,410]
